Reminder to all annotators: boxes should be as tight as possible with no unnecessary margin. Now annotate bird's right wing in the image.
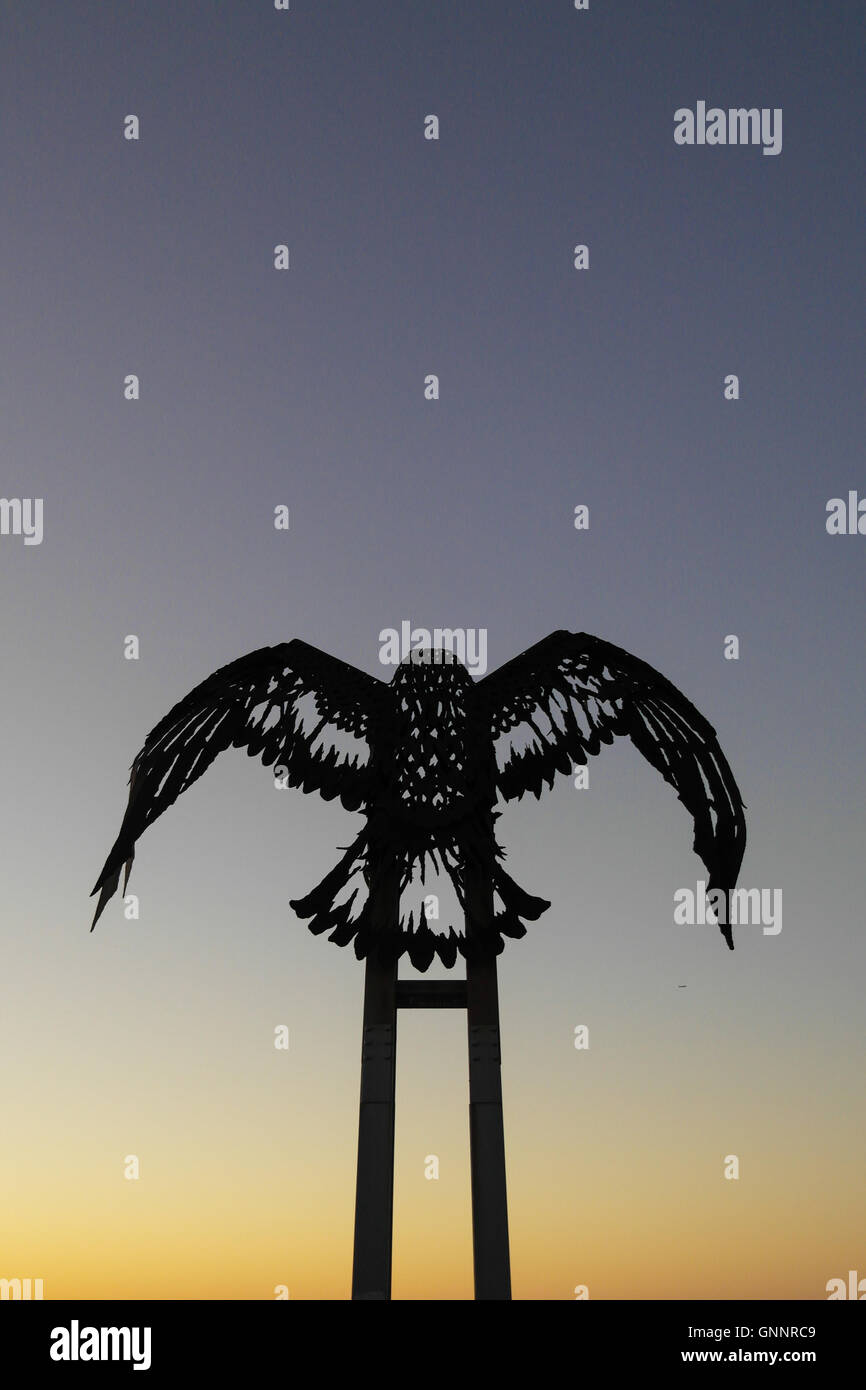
[90,639,389,926]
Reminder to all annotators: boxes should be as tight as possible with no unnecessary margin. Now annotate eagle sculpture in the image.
[91,631,746,968]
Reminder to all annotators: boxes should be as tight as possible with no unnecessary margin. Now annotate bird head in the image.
[389,647,474,693]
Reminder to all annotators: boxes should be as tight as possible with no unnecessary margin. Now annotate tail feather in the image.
[492,862,551,922]
[289,828,550,970]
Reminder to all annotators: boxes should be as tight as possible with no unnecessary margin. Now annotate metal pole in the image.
[465,866,512,1300]
[351,868,399,1300]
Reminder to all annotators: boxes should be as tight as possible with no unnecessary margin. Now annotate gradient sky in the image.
[2,0,864,1299]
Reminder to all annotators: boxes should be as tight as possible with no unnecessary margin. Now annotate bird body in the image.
[91,631,746,969]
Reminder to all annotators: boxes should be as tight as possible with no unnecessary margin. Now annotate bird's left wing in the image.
[475,630,746,946]
[90,639,389,927]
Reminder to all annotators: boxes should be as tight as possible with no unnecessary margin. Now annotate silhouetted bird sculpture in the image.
[91,631,746,968]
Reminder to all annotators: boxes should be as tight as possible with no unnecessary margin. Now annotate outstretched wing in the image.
[475,630,746,947]
[90,639,389,927]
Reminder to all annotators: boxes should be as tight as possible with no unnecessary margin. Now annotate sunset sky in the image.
[2,0,863,1299]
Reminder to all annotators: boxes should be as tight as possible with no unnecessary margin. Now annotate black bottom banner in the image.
[2,1298,860,1376]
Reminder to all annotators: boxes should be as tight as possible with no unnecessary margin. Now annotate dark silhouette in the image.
[91,630,746,957]
[91,629,746,1300]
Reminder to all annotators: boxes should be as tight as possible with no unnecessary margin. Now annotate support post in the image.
[465,868,512,1300]
[350,857,512,1300]
[351,874,399,1299]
